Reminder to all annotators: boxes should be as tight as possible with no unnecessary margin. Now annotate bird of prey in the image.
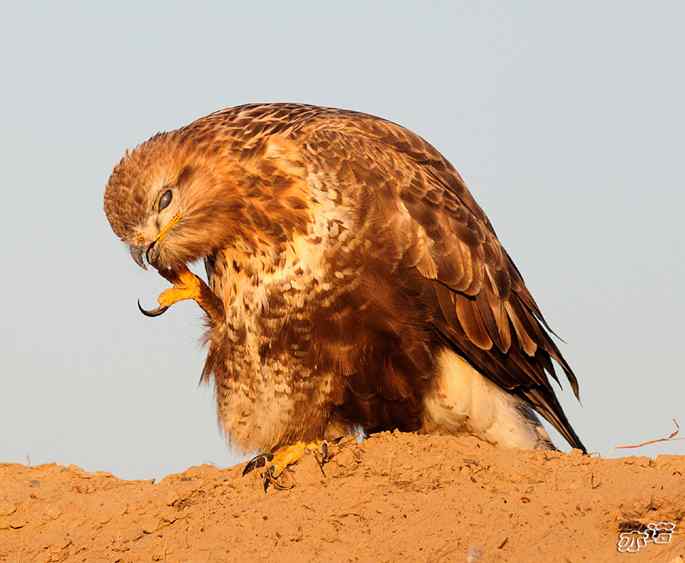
[104,103,585,488]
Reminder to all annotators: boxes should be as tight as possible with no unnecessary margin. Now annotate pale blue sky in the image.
[1,2,682,479]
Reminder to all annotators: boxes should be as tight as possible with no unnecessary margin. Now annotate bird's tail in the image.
[521,386,587,453]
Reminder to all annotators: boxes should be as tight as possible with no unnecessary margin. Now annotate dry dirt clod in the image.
[0,501,17,516]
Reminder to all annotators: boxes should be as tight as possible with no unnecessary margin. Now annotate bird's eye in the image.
[158,189,173,212]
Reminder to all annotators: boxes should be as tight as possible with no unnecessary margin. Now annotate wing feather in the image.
[296,111,585,451]
[455,293,493,351]
[504,301,538,357]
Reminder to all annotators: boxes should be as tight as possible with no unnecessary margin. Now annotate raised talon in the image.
[137,300,169,317]
[157,270,202,307]
[138,268,203,318]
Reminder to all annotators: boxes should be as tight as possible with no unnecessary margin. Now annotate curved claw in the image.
[263,466,295,492]
[137,299,169,318]
[242,453,273,476]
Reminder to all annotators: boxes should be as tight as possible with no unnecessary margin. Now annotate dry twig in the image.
[615,418,680,449]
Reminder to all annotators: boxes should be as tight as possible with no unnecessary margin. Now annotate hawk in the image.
[104,103,585,487]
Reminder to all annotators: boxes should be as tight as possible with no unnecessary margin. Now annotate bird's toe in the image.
[243,440,330,492]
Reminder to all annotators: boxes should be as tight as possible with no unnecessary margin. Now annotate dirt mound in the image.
[1,432,683,562]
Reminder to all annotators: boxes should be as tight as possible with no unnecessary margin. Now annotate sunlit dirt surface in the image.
[1,432,683,562]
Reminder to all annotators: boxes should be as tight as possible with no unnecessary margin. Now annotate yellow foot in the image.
[243,440,330,492]
[158,269,201,307]
[138,268,200,317]
[138,266,224,324]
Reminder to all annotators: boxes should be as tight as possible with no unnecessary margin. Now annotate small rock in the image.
[165,490,180,506]
[0,501,16,516]
[9,517,26,529]
[59,538,72,550]
[141,515,159,534]
[45,506,62,520]
[98,513,112,525]
[467,546,483,562]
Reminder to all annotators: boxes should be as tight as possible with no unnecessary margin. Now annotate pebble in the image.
[45,506,62,520]
[165,490,180,506]
[141,515,159,534]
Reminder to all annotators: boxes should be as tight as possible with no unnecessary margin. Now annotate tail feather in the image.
[521,386,586,452]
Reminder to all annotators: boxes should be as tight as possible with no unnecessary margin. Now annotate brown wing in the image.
[296,109,585,451]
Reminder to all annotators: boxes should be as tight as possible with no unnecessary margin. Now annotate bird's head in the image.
[104,124,310,275]
[104,131,233,273]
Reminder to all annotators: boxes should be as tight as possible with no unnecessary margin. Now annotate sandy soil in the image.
[1,432,683,562]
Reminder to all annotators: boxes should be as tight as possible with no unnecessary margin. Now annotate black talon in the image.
[263,467,273,493]
[137,299,169,318]
[243,453,272,476]
[264,467,294,492]
[313,441,329,477]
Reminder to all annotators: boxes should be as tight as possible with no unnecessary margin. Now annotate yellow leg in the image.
[140,266,224,322]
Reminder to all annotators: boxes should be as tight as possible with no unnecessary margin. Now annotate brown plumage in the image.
[104,103,585,460]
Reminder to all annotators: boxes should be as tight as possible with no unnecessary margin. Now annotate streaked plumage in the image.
[104,103,585,458]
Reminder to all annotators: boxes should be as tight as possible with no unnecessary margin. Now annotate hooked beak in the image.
[134,248,169,316]
[129,245,147,270]
[129,213,181,317]
[128,212,182,271]
[128,241,161,271]
[131,212,183,317]
[134,242,170,317]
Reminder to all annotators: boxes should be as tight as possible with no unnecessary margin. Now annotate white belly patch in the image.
[422,348,552,449]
